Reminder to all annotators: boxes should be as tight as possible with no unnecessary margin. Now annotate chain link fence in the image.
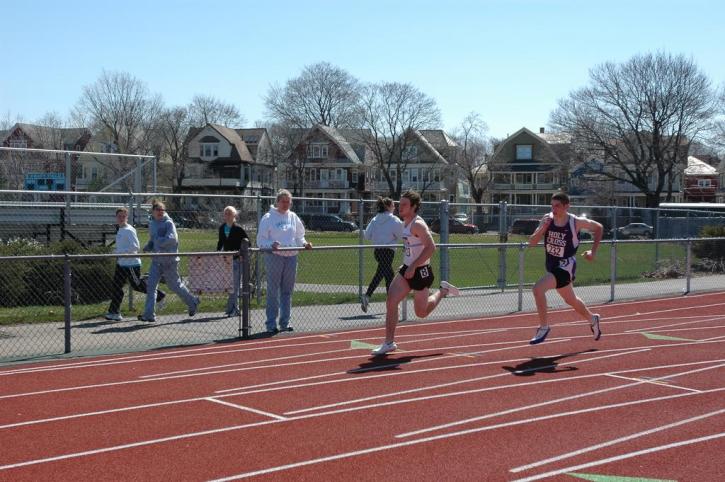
[2,236,724,363]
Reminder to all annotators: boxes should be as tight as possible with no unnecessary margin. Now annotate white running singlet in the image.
[402,216,430,266]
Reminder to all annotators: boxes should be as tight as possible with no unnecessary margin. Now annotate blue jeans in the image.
[226,258,241,314]
[264,254,297,331]
[144,259,197,319]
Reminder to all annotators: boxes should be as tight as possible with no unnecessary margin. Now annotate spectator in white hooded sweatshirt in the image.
[360,197,403,312]
[257,189,312,334]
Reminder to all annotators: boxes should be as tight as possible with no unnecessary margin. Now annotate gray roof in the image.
[8,123,90,147]
[419,129,457,149]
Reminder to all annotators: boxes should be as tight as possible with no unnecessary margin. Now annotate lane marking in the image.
[605,374,702,393]
[395,362,725,438]
[640,332,694,341]
[510,408,725,473]
[285,349,649,415]
[511,432,725,482]
[204,398,287,421]
[1,385,723,473]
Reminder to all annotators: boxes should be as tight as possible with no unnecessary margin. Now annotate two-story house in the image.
[183,123,274,198]
[487,127,567,206]
[282,124,372,216]
[0,123,91,190]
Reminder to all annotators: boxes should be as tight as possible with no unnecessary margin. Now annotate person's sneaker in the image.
[279,326,294,332]
[361,294,369,313]
[226,310,240,317]
[371,341,397,356]
[530,326,551,345]
[267,327,279,335]
[591,314,602,341]
[156,293,166,311]
[440,281,460,297]
[104,312,122,321]
[137,314,156,323]
[188,297,200,317]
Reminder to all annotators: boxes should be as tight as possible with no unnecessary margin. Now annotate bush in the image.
[0,238,114,307]
[693,225,725,263]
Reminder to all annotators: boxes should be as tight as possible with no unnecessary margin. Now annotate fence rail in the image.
[1,236,724,363]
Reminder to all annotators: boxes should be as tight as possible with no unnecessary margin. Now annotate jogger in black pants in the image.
[361,197,403,312]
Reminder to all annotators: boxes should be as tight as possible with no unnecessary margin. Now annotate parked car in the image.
[429,218,479,234]
[298,213,358,232]
[509,218,541,236]
[616,222,653,238]
[452,212,469,223]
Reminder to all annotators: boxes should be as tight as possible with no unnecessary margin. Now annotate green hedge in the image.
[0,239,114,307]
[693,225,725,263]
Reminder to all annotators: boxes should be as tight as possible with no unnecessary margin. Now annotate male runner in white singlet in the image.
[371,190,460,355]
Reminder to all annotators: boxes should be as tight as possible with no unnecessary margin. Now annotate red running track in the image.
[1,291,724,481]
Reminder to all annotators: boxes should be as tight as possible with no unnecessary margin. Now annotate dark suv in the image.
[510,219,540,235]
[299,213,357,232]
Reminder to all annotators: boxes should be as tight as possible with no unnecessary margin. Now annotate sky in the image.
[2,0,724,139]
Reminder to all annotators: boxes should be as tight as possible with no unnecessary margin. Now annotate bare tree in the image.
[74,70,164,190]
[265,121,308,196]
[265,62,362,129]
[359,81,441,198]
[450,112,492,205]
[551,52,718,207]
[188,94,244,127]
[156,107,191,193]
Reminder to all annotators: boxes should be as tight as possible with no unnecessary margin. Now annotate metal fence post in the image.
[63,255,72,354]
[609,240,617,302]
[255,194,262,304]
[240,240,251,339]
[498,202,508,291]
[518,243,525,311]
[440,200,449,282]
[359,198,365,300]
[654,208,660,265]
[685,238,692,294]
[612,207,618,240]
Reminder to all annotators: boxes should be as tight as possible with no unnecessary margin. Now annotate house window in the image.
[91,167,98,181]
[402,145,417,160]
[697,179,712,188]
[515,173,533,185]
[537,172,553,184]
[494,173,511,184]
[200,143,219,158]
[516,145,532,160]
[410,168,418,183]
[308,143,329,159]
[9,139,27,148]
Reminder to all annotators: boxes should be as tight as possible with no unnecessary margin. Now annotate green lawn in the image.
[0,229,690,325]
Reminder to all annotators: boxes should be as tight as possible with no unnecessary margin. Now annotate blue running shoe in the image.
[530,326,551,345]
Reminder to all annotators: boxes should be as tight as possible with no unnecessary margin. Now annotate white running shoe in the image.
[591,314,602,341]
[361,294,369,313]
[530,326,551,345]
[371,341,397,356]
[104,312,123,321]
[440,281,460,297]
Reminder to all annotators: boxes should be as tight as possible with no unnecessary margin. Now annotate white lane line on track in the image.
[395,362,725,438]
[204,398,287,421]
[285,348,650,416]
[3,293,724,376]
[510,432,725,482]
[2,384,723,475]
[509,408,725,474]
[2,335,724,403]
[139,329,528,379]
[605,373,702,393]
[624,316,725,333]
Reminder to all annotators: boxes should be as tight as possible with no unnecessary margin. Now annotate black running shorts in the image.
[399,264,435,291]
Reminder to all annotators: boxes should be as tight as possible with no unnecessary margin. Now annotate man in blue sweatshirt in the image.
[105,207,166,321]
[139,201,200,322]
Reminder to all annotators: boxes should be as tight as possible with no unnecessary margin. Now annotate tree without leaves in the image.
[450,112,493,206]
[265,62,362,129]
[551,52,718,207]
[74,70,164,191]
[359,81,441,198]
[156,106,191,193]
[265,121,309,196]
[188,94,244,127]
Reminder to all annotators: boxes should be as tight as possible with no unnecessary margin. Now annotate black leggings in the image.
[366,248,395,297]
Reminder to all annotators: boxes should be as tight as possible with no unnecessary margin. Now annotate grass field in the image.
[0,229,689,324]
